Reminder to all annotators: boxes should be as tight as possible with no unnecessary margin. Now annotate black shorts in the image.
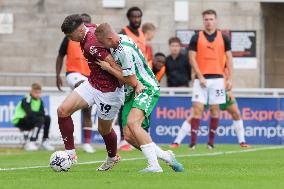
[15,115,50,131]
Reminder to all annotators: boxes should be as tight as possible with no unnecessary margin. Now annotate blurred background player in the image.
[142,22,156,70]
[165,37,191,87]
[55,13,95,154]
[170,89,250,149]
[59,15,124,171]
[12,83,54,151]
[120,7,147,60]
[153,52,166,82]
[189,9,233,149]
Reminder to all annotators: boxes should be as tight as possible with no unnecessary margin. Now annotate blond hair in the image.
[95,23,113,38]
[31,83,42,90]
[142,22,156,34]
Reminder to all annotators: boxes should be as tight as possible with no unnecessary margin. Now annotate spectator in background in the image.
[55,13,95,153]
[121,7,147,59]
[153,52,166,82]
[12,83,54,151]
[142,22,156,69]
[165,37,191,87]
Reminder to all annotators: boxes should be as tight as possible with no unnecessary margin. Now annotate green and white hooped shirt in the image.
[110,34,160,97]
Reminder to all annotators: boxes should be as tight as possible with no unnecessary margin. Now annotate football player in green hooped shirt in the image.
[94,23,184,173]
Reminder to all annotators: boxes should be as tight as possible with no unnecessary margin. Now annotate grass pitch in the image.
[0,144,284,189]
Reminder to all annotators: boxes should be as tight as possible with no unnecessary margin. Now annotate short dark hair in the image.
[154,52,166,58]
[202,9,217,17]
[81,13,90,18]
[81,13,91,23]
[168,37,181,45]
[61,14,83,34]
[126,6,143,18]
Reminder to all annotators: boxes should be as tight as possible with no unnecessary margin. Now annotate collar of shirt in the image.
[170,53,181,61]
[112,36,122,53]
[81,26,89,42]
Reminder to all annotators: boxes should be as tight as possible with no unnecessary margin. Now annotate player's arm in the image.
[225,50,233,90]
[189,50,206,87]
[55,55,64,90]
[97,59,145,94]
[190,68,196,86]
[96,59,141,88]
[223,34,233,90]
[188,34,206,87]
[99,54,132,85]
[103,55,123,73]
[56,37,68,91]
[96,47,145,94]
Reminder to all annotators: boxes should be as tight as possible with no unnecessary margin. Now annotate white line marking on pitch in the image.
[0,145,283,171]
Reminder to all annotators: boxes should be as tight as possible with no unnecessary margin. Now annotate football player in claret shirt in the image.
[56,13,95,153]
[59,14,132,171]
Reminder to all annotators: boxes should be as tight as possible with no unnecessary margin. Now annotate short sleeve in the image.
[222,34,231,52]
[118,46,136,76]
[188,33,199,51]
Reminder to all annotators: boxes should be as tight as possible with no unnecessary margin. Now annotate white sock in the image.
[232,120,245,143]
[154,144,171,162]
[66,149,76,156]
[174,120,191,144]
[140,142,161,168]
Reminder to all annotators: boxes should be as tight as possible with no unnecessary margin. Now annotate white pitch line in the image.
[0,145,283,171]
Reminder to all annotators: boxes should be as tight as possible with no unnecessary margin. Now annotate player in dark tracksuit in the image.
[12,83,54,151]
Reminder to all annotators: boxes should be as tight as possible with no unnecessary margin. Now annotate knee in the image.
[123,127,132,142]
[192,105,203,118]
[210,107,219,118]
[57,105,70,118]
[98,125,111,136]
[98,126,107,136]
[33,116,44,128]
[126,118,140,130]
[210,111,219,118]
[231,111,241,120]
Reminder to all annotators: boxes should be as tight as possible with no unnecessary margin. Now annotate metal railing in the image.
[1,86,284,97]
[0,72,64,77]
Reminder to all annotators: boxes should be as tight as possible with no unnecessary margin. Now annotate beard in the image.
[129,22,141,30]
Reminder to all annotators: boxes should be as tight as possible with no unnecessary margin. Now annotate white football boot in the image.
[41,140,55,151]
[97,154,121,171]
[82,143,95,153]
[24,141,39,151]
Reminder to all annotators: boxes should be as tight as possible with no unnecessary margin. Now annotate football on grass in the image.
[49,151,72,172]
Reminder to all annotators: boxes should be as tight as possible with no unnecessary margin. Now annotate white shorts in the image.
[192,78,226,105]
[66,72,88,89]
[74,81,124,120]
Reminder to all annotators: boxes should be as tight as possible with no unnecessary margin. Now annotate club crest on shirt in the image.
[89,46,98,55]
